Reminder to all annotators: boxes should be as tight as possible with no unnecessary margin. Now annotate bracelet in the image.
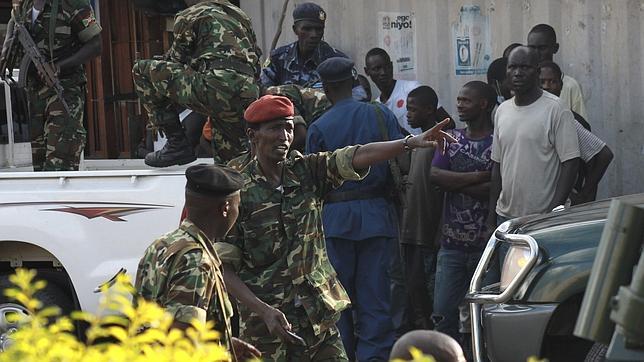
[403,135,413,151]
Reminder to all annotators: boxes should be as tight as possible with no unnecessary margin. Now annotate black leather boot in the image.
[144,120,196,167]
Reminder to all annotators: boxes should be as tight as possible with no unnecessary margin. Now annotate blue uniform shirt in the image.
[260,41,347,89]
[306,98,403,240]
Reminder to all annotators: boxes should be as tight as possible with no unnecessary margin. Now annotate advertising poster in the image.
[378,12,416,78]
[452,5,492,75]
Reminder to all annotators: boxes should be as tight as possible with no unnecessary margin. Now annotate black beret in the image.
[293,2,326,24]
[185,164,244,197]
[317,57,356,83]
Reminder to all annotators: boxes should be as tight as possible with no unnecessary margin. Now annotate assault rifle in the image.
[0,14,71,116]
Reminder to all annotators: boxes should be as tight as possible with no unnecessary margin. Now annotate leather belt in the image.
[197,58,256,77]
[324,188,386,204]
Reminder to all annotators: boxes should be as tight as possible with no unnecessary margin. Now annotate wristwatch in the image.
[403,135,414,151]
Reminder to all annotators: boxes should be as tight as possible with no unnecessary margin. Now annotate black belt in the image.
[324,189,386,204]
[197,58,256,77]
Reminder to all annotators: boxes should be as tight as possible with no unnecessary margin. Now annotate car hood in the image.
[507,193,644,259]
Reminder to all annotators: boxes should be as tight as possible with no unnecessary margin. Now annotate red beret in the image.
[244,95,295,124]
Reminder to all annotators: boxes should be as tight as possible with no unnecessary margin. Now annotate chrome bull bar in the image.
[466,229,539,362]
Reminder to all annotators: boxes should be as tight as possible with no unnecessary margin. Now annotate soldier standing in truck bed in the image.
[132,0,261,167]
[0,0,102,171]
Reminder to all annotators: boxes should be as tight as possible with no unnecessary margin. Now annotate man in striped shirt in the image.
[539,61,614,204]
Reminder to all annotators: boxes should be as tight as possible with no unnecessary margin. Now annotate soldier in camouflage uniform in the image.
[135,164,260,361]
[215,95,456,361]
[132,0,261,167]
[0,0,102,171]
[260,2,346,89]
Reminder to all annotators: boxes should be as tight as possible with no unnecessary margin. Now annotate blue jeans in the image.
[326,236,396,362]
[432,248,483,341]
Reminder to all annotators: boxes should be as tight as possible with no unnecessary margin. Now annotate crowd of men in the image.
[3,0,614,361]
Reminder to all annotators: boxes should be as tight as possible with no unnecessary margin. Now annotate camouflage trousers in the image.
[28,82,86,171]
[240,306,348,362]
[132,59,259,163]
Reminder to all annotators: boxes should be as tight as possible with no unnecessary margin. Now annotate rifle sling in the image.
[49,0,59,64]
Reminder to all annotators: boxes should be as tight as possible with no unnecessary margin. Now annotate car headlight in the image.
[500,244,532,292]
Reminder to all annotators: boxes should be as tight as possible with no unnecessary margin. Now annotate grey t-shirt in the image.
[491,92,580,218]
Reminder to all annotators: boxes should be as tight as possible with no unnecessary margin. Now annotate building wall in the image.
[241,0,644,199]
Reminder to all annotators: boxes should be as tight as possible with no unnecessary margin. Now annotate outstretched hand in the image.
[408,118,458,154]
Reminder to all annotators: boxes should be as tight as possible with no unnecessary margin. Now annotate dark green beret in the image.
[185,164,244,197]
[317,57,356,83]
[293,2,326,24]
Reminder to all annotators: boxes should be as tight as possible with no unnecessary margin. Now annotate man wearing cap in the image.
[135,164,260,361]
[306,56,402,360]
[133,0,262,167]
[260,2,347,89]
[216,94,455,361]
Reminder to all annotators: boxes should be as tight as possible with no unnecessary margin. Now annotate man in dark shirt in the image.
[400,86,445,330]
[260,2,347,89]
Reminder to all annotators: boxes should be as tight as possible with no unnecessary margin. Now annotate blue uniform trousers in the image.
[325,236,396,362]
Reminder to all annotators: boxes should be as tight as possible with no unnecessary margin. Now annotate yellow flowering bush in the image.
[0,268,232,362]
[390,346,437,362]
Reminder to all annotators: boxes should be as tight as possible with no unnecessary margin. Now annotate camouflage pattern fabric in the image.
[13,0,101,171]
[28,80,86,171]
[227,151,253,171]
[135,220,234,350]
[246,306,347,361]
[264,84,330,126]
[132,0,261,164]
[14,0,102,86]
[215,146,369,360]
[260,41,347,89]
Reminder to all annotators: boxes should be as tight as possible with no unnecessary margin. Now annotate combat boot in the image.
[144,121,196,167]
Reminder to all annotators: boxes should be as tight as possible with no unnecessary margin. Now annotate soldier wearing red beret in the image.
[216,94,456,361]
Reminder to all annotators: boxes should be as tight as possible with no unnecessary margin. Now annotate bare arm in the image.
[487,161,502,228]
[430,168,490,192]
[352,118,456,170]
[547,158,580,211]
[55,34,102,72]
[222,264,298,344]
[460,181,491,201]
[577,146,613,203]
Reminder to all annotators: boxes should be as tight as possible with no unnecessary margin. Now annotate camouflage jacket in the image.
[167,0,261,77]
[260,40,346,89]
[264,84,330,126]
[216,146,368,338]
[11,0,102,87]
[135,220,234,348]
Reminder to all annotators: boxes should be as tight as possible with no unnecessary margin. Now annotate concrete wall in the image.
[241,0,644,199]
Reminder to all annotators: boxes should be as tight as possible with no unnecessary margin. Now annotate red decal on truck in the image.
[43,205,167,222]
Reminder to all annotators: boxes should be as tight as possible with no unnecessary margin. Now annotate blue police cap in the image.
[293,2,326,24]
[317,57,356,83]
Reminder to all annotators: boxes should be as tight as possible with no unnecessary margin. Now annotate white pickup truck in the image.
[0,157,201,349]
[0,71,213,351]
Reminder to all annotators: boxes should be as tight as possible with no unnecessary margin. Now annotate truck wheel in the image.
[584,343,607,362]
[0,274,75,352]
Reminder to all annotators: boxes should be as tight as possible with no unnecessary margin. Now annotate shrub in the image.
[0,268,233,362]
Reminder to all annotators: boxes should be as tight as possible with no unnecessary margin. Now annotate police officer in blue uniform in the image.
[260,2,347,89]
[306,57,402,361]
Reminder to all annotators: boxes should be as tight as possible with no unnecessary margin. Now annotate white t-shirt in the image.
[491,91,580,218]
[378,79,444,135]
[560,75,587,120]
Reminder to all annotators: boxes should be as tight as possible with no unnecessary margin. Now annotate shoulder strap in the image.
[370,103,405,193]
[48,0,59,63]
